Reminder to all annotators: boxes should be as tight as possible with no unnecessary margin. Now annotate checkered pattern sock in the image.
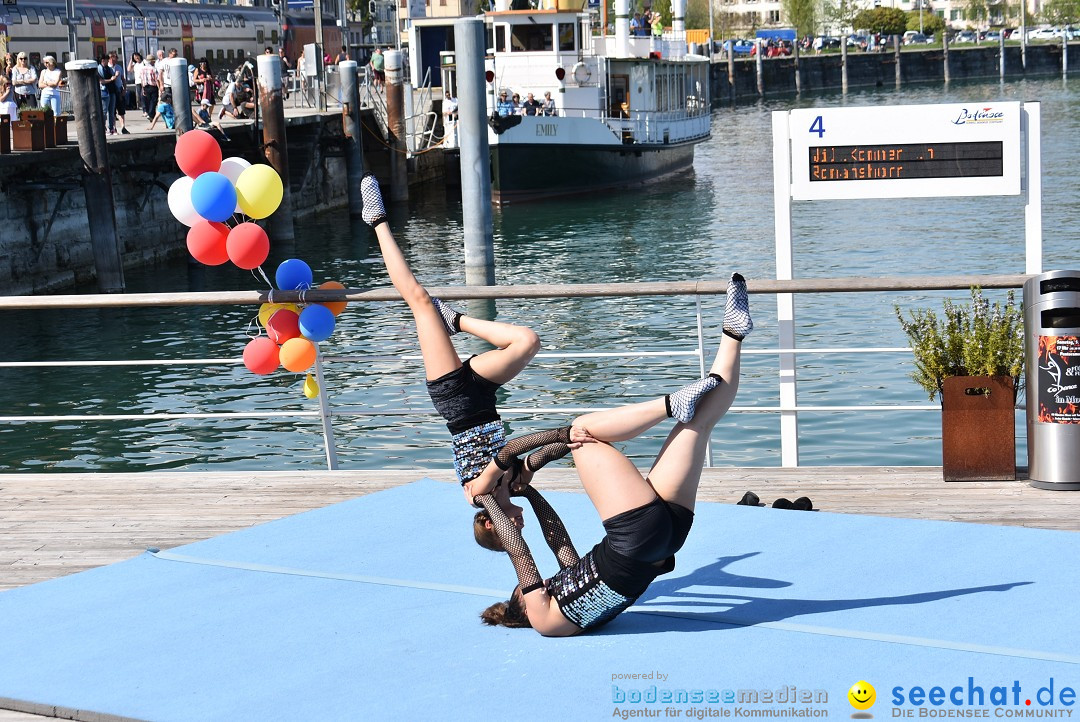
[360,172,388,228]
[431,297,463,336]
[665,374,723,424]
[724,273,753,341]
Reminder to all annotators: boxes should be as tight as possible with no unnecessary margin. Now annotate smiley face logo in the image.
[848,681,876,711]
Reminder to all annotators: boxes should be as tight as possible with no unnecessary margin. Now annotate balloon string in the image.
[245,314,262,339]
[255,266,274,291]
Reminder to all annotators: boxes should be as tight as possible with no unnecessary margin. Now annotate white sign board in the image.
[788,102,1022,200]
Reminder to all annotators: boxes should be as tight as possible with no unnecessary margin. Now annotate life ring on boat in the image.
[572,61,591,85]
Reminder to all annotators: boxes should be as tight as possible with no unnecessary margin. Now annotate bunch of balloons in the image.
[242,260,350,398]
[168,129,349,398]
[168,129,284,270]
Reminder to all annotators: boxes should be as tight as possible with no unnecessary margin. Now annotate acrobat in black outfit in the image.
[471,274,753,636]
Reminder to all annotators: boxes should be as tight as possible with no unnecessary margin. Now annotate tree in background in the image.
[825,0,863,35]
[783,0,818,37]
[853,6,908,34]
[686,0,712,31]
[906,8,947,35]
[652,0,673,26]
[1042,0,1080,25]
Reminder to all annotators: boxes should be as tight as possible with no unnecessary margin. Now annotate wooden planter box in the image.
[19,108,54,147]
[0,116,10,154]
[941,375,1016,481]
[11,119,45,151]
[54,115,69,145]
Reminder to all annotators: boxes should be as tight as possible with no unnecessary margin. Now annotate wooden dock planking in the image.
[3,467,1078,597]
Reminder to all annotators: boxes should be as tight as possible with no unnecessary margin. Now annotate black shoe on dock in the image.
[736,491,761,506]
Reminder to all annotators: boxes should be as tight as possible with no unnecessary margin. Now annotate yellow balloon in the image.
[258,302,301,328]
[235,164,284,219]
[303,373,320,399]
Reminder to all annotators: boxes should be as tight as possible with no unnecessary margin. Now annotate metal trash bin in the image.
[1024,270,1080,490]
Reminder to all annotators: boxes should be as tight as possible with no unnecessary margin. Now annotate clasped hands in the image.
[463,424,597,506]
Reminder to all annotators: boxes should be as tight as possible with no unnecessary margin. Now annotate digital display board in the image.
[808,141,1004,182]
[788,103,1022,200]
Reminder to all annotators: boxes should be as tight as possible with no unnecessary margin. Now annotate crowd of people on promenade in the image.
[0,43,392,146]
[0,46,277,141]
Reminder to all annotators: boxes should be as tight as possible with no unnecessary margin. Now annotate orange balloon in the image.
[318,281,348,316]
[280,337,317,372]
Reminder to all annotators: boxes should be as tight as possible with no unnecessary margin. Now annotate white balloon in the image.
[218,157,252,214]
[167,176,203,227]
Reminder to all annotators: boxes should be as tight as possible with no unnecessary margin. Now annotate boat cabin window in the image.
[558,23,575,51]
[5,8,20,24]
[494,25,507,53]
[510,24,553,52]
[104,10,118,25]
[41,8,56,24]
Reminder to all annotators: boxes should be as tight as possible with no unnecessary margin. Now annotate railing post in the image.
[943,31,950,84]
[841,39,848,94]
[65,59,125,293]
[313,350,340,470]
[894,34,902,89]
[258,54,296,243]
[771,111,800,467]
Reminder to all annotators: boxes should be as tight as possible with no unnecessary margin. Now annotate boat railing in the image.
[0,274,1028,471]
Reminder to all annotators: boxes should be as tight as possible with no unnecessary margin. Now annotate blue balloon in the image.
[276,258,313,291]
[189,172,237,223]
[299,304,336,342]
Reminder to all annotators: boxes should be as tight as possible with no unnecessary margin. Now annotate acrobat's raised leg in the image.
[362,173,539,385]
[569,274,752,517]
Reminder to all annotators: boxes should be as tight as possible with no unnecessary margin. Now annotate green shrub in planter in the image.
[895,286,1025,402]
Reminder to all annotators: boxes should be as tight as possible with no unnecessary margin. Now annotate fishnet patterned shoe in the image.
[724,273,753,341]
[431,297,462,337]
[361,172,388,228]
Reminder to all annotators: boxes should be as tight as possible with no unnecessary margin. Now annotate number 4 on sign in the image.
[809,115,825,138]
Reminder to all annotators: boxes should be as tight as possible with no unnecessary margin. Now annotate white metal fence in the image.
[0,274,1028,470]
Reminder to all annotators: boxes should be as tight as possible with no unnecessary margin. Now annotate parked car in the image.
[983,30,1002,41]
[847,34,869,50]
[903,32,930,45]
[1027,27,1059,40]
[953,30,977,43]
[721,39,756,56]
[812,36,842,50]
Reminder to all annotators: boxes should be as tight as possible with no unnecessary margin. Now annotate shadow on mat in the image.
[606,552,1031,634]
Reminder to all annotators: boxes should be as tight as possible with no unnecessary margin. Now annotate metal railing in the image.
[0,274,1029,470]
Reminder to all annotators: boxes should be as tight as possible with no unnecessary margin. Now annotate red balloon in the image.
[227,222,270,270]
[265,309,301,344]
[243,337,280,375]
[175,129,223,178]
[186,221,230,266]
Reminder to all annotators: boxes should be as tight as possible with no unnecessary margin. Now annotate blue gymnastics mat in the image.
[1,479,1078,722]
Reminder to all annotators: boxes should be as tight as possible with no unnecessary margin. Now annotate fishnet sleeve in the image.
[476,493,545,594]
[522,487,580,569]
[493,427,571,470]
[525,443,572,472]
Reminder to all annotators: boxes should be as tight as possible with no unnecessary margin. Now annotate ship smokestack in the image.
[671,0,686,57]
[615,0,631,58]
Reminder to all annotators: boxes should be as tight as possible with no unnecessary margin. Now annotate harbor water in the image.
[2,77,1079,473]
